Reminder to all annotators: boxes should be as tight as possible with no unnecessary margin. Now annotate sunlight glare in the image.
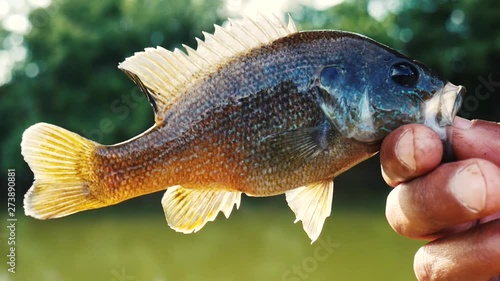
[0,51,13,85]
[368,0,402,21]
[224,0,343,18]
[27,0,52,8]
[3,14,30,34]
[0,0,9,19]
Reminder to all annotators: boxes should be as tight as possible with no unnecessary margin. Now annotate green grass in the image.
[3,205,423,281]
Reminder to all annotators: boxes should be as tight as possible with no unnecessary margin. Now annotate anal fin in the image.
[285,180,334,243]
[162,186,242,233]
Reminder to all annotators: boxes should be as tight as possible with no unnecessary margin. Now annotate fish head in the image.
[315,33,465,144]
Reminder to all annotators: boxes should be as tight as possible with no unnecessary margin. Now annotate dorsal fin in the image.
[118,14,298,124]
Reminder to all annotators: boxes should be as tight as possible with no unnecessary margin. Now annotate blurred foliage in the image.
[1,0,499,197]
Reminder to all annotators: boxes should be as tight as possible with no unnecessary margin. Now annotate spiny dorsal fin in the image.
[118,14,298,124]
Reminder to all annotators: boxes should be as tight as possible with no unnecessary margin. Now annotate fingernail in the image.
[395,129,416,171]
[450,163,486,213]
[453,117,472,130]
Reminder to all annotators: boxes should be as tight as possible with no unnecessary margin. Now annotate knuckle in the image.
[472,227,500,270]
[381,166,401,187]
[385,188,406,235]
[414,247,436,281]
[390,220,413,237]
[385,182,434,238]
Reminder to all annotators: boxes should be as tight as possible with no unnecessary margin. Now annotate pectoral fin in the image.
[261,122,333,170]
[285,180,334,243]
[161,186,242,233]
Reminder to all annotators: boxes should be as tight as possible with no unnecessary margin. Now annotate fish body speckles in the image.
[21,15,464,243]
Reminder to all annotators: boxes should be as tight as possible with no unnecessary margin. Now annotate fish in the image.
[21,15,465,243]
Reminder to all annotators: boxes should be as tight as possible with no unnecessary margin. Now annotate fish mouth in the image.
[422,82,465,141]
[436,82,465,127]
[422,82,465,161]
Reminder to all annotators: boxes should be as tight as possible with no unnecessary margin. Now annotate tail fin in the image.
[21,122,104,219]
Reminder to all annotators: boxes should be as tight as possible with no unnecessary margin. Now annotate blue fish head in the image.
[315,33,465,144]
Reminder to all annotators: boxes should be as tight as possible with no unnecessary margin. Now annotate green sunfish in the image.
[21,15,464,243]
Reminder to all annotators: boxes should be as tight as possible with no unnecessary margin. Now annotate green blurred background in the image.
[0,0,499,280]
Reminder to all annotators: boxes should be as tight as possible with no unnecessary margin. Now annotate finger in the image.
[380,125,443,187]
[481,212,500,224]
[414,219,500,281]
[453,117,500,166]
[386,158,500,238]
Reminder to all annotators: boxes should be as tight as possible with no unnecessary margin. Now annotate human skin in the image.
[380,117,500,281]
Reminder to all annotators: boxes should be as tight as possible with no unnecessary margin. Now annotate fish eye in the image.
[389,62,419,88]
[319,66,341,89]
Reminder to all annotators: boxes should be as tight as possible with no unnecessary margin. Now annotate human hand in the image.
[381,117,500,281]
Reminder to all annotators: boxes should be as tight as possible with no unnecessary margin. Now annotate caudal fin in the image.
[21,123,104,219]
